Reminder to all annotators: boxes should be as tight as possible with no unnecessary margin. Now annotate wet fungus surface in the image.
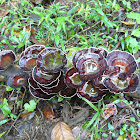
[0,50,16,70]
[103,50,139,93]
[0,46,139,102]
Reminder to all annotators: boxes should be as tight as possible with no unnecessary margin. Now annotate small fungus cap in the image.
[19,45,45,71]
[7,73,27,88]
[76,53,107,80]
[77,81,106,102]
[37,47,67,73]
[32,66,61,86]
[106,50,137,75]
[103,104,117,119]
[0,50,16,70]
[103,73,139,93]
[65,67,84,88]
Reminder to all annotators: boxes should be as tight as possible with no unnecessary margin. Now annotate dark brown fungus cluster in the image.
[64,47,108,102]
[103,50,139,93]
[19,46,68,100]
[0,47,139,102]
[0,50,28,88]
[65,48,139,102]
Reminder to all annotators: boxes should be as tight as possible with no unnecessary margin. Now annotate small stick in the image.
[6,112,21,135]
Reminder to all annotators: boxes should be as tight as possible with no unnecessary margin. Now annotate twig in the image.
[113,41,121,50]
[8,89,15,101]
[6,112,22,135]
[129,105,140,121]
[24,129,31,140]
[20,86,26,109]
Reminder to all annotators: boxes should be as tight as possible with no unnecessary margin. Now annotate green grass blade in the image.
[84,112,99,130]
[0,131,6,138]
[80,96,98,112]
[89,116,100,132]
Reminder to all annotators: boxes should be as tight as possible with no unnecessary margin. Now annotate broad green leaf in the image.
[132,28,140,38]
[61,43,65,51]
[0,119,10,125]
[57,95,63,102]
[136,58,140,63]
[56,23,62,33]
[56,17,66,23]
[6,86,14,91]
[62,23,66,34]
[18,42,24,48]
[10,113,17,119]
[137,123,140,127]
[67,6,78,15]
[108,123,114,131]
[24,100,37,112]
[127,12,140,24]
[102,133,108,137]
[120,129,124,135]
[130,117,135,122]
[129,126,134,132]
[9,36,19,43]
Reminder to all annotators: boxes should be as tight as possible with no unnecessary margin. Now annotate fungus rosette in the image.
[19,45,45,71]
[73,47,107,80]
[0,50,16,70]
[7,73,28,88]
[103,50,139,93]
[106,50,137,74]
[37,47,67,73]
[77,81,106,102]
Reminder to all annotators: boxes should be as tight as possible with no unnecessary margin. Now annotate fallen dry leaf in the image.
[51,122,75,140]
[43,101,55,119]
[38,101,55,119]
[121,21,136,25]
[0,1,19,17]
[26,25,52,45]
[20,110,35,122]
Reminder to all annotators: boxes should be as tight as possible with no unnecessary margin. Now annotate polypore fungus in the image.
[103,50,139,93]
[0,50,16,70]
[7,73,28,88]
[65,67,84,88]
[73,47,107,80]
[37,47,67,73]
[32,66,61,86]
[106,50,137,75]
[103,73,139,93]
[77,81,106,102]
[19,45,45,71]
